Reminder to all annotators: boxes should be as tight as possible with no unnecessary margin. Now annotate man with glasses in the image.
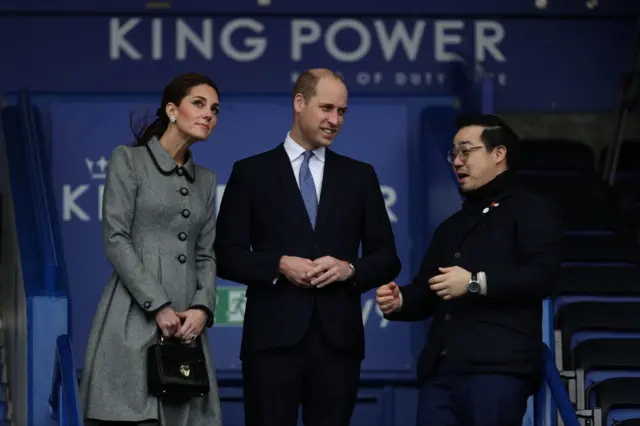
[375,114,564,426]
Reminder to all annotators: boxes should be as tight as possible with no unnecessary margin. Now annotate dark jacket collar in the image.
[461,169,519,210]
[145,136,195,183]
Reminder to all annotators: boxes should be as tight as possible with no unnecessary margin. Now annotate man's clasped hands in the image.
[279,255,355,289]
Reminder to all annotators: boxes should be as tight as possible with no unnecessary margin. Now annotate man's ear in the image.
[293,93,306,114]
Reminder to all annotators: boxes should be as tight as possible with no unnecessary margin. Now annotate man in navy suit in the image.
[214,68,401,426]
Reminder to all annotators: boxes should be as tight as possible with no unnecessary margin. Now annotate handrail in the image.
[48,335,84,426]
[602,15,640,186]
[542,344,581,426]
[18,89,58,291]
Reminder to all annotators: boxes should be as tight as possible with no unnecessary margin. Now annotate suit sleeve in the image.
[385,227,442,322]
[482,196,564,302]
[189,172,217,327]
[102,146,171,314]
[350,164,402,293]
[214,161,283,286]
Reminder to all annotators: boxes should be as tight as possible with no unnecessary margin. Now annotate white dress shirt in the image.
[284,132,325,201]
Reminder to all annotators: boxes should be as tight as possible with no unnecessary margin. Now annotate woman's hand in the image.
[154,306,182,338]
[175,309,208,343]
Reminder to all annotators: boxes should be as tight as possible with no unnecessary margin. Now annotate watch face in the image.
[467,281,480,293]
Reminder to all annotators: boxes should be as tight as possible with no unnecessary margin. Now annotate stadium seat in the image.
[555,265,640,296]
[566,339,640,410]
[555,301,640,369]
[580,377,640,426]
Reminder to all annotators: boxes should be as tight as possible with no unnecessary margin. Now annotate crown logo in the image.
[85,156,108,179]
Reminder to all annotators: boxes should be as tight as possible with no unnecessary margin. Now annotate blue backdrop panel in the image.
[0,17,635,110]
[49,97,417,376]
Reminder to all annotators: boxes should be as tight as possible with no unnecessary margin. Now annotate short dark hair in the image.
[456,114,521,169]
[130,73,220,146]
[292,69,345,102]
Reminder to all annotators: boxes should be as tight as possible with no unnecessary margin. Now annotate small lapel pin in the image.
[491,202,499,207]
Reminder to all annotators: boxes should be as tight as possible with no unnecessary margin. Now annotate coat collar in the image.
[145,136,195,183]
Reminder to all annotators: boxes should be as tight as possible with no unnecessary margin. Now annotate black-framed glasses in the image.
[447,146,484,164]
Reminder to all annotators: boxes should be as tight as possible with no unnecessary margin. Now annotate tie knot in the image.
[302,151,314,161]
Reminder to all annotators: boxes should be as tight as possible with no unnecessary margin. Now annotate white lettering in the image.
[362,298,390,328]
[109,18,142,59]
[63,185,90,221]
[291,19,322,61]
[176,18,213,60]
[151,18,162,60]
[220,19,267,62]
[435,20,464,62]
[325,19,371,62]
[475,21,506,62]
[374,20,426,62]
[98,184,105,221]
[381,185,398,223]
[374,302,390,328]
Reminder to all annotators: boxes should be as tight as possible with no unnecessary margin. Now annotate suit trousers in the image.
[416,356,532,426]
[242,310,361,426]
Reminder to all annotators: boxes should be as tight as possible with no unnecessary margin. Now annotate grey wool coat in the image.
[80,137,222,426]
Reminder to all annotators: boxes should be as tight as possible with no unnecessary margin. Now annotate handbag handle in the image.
[157,332,199,348]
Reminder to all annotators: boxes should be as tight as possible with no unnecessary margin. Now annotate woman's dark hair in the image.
[130,73,220,146]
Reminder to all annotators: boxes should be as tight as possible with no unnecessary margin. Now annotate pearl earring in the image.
[169,116,176,123]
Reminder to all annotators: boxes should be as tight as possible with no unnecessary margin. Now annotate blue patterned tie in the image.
[299,151,318,228]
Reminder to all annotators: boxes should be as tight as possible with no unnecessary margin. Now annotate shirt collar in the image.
[284,132,326,163]
[145,136,196,183]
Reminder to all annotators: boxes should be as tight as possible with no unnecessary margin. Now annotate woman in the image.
[80,73,222,426]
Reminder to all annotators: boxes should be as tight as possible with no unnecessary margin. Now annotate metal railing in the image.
[49,335,83,426]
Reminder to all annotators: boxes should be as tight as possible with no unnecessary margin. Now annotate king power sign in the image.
[108,17,508,89]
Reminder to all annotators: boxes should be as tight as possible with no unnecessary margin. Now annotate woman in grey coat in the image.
[80,73,223,426]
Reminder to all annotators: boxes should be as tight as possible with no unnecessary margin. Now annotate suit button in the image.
[454,252,461,259]
[178,254,186,263]
[180,187,189,196]
[178,232,187,241]
[143,301,151,309]
[440,349,447,355]
[182,209,190,218]
[444,314,451,321]
[177,168,184,176]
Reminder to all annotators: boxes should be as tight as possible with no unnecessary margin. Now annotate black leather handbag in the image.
[147,335,210,398]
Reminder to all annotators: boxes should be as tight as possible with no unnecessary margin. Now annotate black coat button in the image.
[178,254,186,263]
[180,187,189,196]
[178,232,187,241]
[143,301,151,309]
[182,209,190,218]
[177,168,184,176]
[454,252,461,259]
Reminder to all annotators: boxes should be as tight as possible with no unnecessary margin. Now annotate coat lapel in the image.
[315,149,340,232]
[456,187,520,245]
[273,144,315,232]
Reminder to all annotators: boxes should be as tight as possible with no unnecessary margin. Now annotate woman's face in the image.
[167,84,220,141]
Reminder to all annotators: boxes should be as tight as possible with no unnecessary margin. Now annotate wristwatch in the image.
[467,273,481,294]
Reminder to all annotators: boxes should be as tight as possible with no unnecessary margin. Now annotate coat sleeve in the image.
[189,171,218,327]
[482,196,564,302]
[214,161,284,286]
[349,164,402,293]
[102,145,171,314]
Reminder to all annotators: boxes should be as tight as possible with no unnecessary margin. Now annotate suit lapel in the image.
[273,144,314,232]
[315,150,341,232]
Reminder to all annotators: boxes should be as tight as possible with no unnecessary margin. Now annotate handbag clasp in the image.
[179,363,191,378]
